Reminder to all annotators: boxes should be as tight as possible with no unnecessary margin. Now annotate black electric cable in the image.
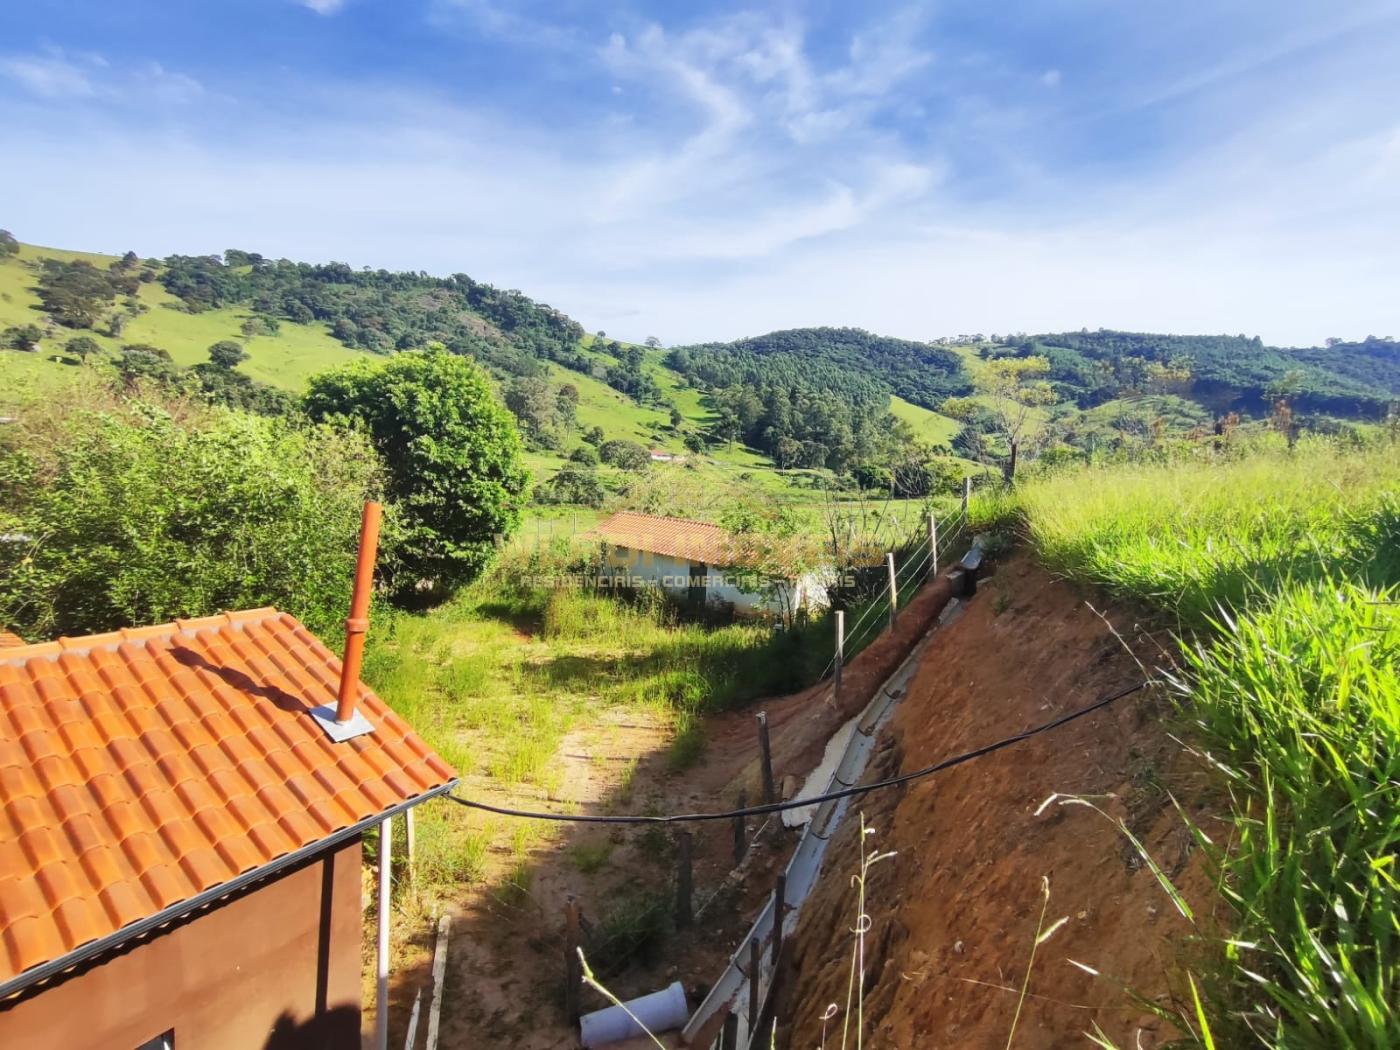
[443,678,1150,825]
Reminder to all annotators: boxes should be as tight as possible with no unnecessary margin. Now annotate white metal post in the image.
[928,513,938,578]
[962,476,971,516]
[886,552,898,627]
[376,816,392,1050]
[834,610,845,695]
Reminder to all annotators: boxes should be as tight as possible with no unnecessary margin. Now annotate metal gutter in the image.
[0,780,458,1005]
[682,599,964,1045]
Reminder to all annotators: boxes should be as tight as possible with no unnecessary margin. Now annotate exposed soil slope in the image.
[781,557,1220,1049]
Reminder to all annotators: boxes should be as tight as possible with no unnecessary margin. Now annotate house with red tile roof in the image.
[592,511,828,619]
[0,600,456,1049]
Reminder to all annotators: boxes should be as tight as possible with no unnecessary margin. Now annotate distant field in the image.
[889,394,960,445]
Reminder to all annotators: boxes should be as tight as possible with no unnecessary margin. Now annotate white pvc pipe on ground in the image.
[376,816,392,1050]
[579,982,688,1047]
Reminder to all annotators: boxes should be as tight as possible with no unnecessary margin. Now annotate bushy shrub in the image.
[0,395,386,638]
[304,347,527,593]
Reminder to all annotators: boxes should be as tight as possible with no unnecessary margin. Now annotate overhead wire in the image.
[444,678,1150,826]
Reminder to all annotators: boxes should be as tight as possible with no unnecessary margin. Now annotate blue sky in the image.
[2,1,1398,346]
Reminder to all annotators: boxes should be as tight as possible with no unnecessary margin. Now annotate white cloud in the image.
[0,51,100,99]
[1040,69,1061,88]
[300,0,347,14]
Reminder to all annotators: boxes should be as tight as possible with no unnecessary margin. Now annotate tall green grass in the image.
[358,542,847,900]
[974,435,1400,1046]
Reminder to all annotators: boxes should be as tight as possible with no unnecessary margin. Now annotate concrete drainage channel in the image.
[679,595,967,1049]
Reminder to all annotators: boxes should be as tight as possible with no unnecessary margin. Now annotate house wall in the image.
[605,546,828,617]
[0,837,363,1050]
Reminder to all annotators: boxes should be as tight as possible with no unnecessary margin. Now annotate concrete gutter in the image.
[682,598,965,1046]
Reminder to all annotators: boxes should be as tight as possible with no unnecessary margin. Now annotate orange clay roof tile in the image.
[0,608,455,992]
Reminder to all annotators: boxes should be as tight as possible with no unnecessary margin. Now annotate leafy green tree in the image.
[644,335,662,348]
[66,335,101,363]
[669,406,684,428]
[0,230,18,257]
[599,438,650,471]
[304,347,527,592]
[583,425,605,447]
[534,465,605,507]
[569,444,599,465]
[0,399,383,638]
[208,340,249,369]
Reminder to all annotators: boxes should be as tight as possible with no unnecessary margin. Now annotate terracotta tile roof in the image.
[592,511,816,576]
[0,632,23,649]
[594,511,738,565]
[0,608,456,993]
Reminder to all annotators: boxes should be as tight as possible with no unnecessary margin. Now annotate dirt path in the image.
[780,556,1224,1049]
[372,572,959,1049]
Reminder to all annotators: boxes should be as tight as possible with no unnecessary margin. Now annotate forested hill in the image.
[1012,329,1400,416]
[158,252,586,375]
[666,327,972,410]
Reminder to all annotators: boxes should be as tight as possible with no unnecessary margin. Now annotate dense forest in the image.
[670,327,971,410]
[665,327,970,466]
[1009,329,1400,416]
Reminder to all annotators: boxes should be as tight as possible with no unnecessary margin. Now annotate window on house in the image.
[135,1032,174,1050]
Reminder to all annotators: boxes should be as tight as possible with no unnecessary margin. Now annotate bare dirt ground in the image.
[371,575,961,1049]
[779,556,1226,1049]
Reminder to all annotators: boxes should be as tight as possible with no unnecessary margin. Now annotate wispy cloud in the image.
[300,0,348,15]
[0,49,102,99]
[0,47,201,104]
[0,1,1397,346]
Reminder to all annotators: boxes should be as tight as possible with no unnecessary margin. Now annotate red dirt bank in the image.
[779,557,1220,1049]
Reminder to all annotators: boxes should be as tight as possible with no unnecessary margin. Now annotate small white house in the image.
[593,511,828,619]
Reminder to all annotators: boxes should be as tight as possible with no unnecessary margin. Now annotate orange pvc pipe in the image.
[337,501,382,723]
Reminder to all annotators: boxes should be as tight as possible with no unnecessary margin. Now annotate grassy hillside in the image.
[889,394,960,445]
[972,435,1400,1044]
[1,242,366,397]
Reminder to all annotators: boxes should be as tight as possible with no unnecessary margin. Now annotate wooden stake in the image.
[756,712,775,805]
[886,552,898,628]
[732,789,748,866]
[675,830,693,928]
[563,897,581,1023]
[721,1010,739,1050]
[425,913,450,1050]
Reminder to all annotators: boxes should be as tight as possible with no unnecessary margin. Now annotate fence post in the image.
[676,830,694,928]
[771,874,787,967]
[833,609,845,699]
[756,711,775,805]
[721,1010,739,1050]
[886,552,898,628]
[564,896,581,1023]
[733,790,747,866]
[962,476,971,516]
[404,806,416,883]
[928,513,938,578]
